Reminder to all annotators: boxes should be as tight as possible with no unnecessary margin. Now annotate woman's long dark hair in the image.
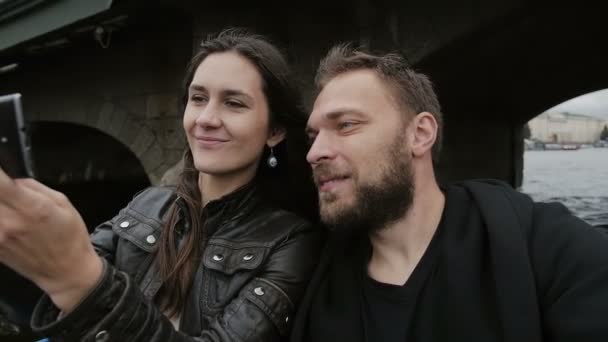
[155,29,317,317]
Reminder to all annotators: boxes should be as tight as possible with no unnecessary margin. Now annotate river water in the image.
[522,148,608,226]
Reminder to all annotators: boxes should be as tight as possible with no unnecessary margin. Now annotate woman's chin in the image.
[194,165,227,175]
[193,160,238,176]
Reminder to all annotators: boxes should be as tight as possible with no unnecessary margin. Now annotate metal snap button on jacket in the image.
[119,221,130,228]
[95,330,110,342]
[254,287,265,296]
[146,235,156,244]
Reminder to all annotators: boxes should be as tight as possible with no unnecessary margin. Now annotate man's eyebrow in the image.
[305,109,366,135]
[326,111,347,121]
[327,108,366,120]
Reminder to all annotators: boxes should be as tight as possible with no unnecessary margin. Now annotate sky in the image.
[548,89,608,120]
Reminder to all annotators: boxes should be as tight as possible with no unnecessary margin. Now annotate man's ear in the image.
[410,112,438,158]
[267,126,286,148]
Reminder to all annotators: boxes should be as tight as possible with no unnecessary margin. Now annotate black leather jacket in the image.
[30,183,324,341]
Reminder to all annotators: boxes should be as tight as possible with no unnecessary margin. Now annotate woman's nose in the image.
[194,103,222,128]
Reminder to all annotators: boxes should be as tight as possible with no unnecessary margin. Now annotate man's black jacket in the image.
[291,180,608,342]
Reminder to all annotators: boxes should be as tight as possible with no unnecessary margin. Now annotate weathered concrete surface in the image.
[0,10,191,184]
[1,1,606,189]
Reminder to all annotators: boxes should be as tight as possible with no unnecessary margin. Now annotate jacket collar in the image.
[174,180,261,236]
[203,180,259,217]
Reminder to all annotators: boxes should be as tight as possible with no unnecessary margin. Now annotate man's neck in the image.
[367,179,445,286]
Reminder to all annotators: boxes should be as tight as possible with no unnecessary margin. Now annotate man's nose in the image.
[306,131,336,165]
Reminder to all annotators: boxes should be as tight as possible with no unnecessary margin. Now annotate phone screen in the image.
[0,93,34,178]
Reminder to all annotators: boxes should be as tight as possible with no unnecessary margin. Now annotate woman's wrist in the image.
[45,253,104,314]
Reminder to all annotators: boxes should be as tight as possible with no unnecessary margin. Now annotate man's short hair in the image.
[315,44,443,163]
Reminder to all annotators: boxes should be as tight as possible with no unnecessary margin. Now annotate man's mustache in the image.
[312,163,351,187]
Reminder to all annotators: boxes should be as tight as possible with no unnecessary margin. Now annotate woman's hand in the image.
[0,168,103,314]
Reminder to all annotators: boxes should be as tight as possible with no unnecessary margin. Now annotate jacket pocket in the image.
[110,210,162,283]
[111,211,162,253]
[202,239,271,311]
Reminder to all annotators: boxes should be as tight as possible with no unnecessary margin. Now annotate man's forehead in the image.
[309,70,396,124]
[317,70,382,99]
[308,98,356,129]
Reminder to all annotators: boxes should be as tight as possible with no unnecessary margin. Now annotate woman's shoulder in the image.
[249,202,315,228]
[242,204,325,246]
[90,186,178,259]
[118,186,178,224]
[129,186,177,204]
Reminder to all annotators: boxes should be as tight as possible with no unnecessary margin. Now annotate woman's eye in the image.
[225,100,245,108]
[306,135,316,146]
[190,94,207,103]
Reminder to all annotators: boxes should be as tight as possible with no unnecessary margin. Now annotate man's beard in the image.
[316,135,414,238]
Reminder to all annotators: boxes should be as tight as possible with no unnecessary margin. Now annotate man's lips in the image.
[315,175,350,192]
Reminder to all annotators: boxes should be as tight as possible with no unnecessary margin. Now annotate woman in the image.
[0,29,323,341]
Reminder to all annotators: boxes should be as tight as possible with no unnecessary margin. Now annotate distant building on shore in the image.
[528,112,607,143]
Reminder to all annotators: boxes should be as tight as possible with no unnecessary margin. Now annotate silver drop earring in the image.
[267,147,278,168]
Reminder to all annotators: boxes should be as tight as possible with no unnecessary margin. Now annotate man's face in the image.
[306,70,415,234]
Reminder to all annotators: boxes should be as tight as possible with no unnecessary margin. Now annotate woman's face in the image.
[183,51,284,178]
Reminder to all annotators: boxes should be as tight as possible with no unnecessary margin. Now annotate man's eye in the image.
[338,121,355,130]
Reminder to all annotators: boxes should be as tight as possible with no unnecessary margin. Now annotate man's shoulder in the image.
[449,179,600,243]
[447,178,535,213]
[450,179,580,223]
[446,179,588,237]
[448,178,523,197]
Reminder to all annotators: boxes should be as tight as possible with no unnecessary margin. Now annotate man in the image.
[290,45,608,341]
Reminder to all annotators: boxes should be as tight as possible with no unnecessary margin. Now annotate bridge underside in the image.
[416,4,608,186]
[1,1,605,190]
[3,2,606,340]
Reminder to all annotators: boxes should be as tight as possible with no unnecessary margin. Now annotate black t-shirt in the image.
[360,222,443,342]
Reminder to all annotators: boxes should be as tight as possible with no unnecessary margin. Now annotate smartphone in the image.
[0,93,35,178]
[0,95,40,336]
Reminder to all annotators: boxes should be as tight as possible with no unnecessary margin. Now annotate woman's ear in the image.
[267,126,286,148]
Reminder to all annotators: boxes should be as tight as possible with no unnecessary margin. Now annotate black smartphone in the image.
[0,93,35,178]
[0,94,41,336]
